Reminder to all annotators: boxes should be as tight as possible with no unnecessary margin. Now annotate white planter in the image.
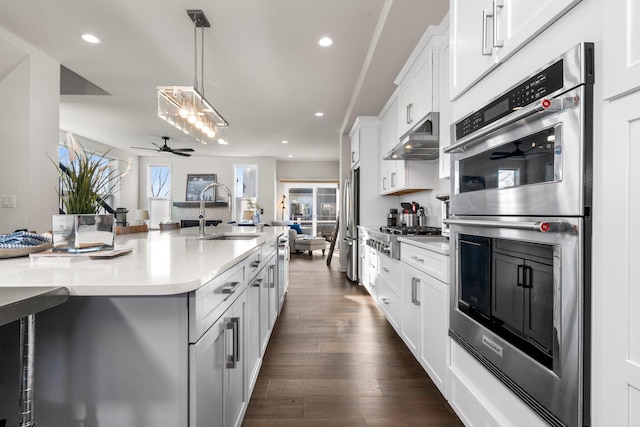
[51,214,115,252]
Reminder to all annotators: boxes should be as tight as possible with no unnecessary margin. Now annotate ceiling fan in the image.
[131,136,195,157]
[490,141,543,160]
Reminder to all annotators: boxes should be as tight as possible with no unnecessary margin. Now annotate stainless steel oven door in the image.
[448,216,585,427]
[451,85,589,217]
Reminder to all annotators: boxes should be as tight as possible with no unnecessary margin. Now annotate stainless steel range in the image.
[364,226,441,259]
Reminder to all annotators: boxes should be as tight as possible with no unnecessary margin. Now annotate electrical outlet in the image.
[1,195,15,208]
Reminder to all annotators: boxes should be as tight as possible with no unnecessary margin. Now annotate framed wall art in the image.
[185,174,217,201]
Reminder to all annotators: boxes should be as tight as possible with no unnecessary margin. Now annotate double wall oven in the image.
[444,43,593,427]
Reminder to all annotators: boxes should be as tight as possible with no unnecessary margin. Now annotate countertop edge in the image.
[0,286,70,326]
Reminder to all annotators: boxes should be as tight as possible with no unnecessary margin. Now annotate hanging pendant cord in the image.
[200,25,205,96]
[193,21,198,90]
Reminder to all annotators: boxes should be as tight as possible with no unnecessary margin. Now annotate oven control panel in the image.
[456,60,564,140]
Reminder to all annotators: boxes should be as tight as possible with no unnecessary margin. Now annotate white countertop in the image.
[398,236,451,255]
[0,225,286,296]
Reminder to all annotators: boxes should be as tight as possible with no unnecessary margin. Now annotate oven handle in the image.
[444,98,566,154]
[445,218,575,233]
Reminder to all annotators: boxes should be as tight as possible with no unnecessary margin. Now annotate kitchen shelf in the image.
[173,202,228,208]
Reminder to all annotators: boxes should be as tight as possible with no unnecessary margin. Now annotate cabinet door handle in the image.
[493,0,504,48]
[381,297,390,305]
[523,265,533,289]
[406,103,414,125]
[226,317,240,369]
[412,277,421,306]
[411,255,424,263]
[481,8,494,56]
[222,281,241,294]
[391,172,396,187]
[382,267,390,273]
[269,264,276,288]
[382,176,387,191]
[517,265,524,287]
[352,151,355,162]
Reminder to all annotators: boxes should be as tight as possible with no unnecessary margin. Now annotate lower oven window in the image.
[458,234,555,369]
[458,127,557,193]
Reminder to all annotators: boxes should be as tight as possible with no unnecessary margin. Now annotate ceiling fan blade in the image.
[172,151,191,157]
[130,146,159,151]
[151,142,163,149]
[172,148,195,152]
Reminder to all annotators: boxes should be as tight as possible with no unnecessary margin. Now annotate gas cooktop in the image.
[379,226,442,236]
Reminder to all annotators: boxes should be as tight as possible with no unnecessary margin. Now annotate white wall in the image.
[138,156,276,225]
[0,28,59,234]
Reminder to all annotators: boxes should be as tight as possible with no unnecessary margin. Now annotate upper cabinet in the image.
[350,128,360,169]
[603,0,640,99]
[450,0,583,100]
[397,45,435,138]
[438,26,452,179]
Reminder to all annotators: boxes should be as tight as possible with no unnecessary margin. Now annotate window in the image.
[58,144,119,212]
[234,165,257,222]
[284,182,338,239]
[148,165,172,228]
[149,166,171,198]
[498,168,520,188]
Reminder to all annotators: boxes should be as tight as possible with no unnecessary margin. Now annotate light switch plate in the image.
[2,195,16,208]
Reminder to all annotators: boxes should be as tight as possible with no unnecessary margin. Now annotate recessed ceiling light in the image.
[314,112,324,117]
[81,34,101,44]
[282,140,289,144]
[318,37,333,47]
[218,138,228,145]
[288,155,293,158]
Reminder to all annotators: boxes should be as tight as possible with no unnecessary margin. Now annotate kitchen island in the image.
[0,225,287,427]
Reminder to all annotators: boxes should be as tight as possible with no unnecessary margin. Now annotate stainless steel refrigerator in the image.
[343,168,359,281]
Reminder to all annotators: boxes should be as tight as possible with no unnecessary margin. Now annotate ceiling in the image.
[0,0,448,161]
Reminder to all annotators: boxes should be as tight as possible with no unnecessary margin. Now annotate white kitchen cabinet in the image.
[400,241,450,397]
[350,124,360,169]
[401,264,422,357]
[418,268,449,396]
[603,0,640,99]
[397,40,436,138]
[450,0,582,100]
[363,244,378,297]
[379,100,397,194]
[591,89,640,427]
[379,159,436,196]
[439,29,452,179]
[376,276,401,333]
[190,290,247,427]
[246,265,266,391]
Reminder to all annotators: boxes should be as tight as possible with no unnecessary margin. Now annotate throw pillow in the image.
[289,223,302,234]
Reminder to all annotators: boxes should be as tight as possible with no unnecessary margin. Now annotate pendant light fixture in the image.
[157,9,228,145]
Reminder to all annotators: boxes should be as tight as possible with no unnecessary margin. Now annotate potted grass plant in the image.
[50,140,125,252]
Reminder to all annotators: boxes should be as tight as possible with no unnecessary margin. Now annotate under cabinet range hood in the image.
[383,112,440,160]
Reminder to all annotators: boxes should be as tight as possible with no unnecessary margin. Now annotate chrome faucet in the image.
[199,182,232,236]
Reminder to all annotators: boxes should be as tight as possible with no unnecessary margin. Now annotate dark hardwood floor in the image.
[243,251,463,426]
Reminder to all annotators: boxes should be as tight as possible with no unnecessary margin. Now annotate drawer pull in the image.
[251,260,261,268]
[222,281,241,294]
[251,278,263,288]
[411,255,425,263]
[382,267,390,273]
[381,298,390,305]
